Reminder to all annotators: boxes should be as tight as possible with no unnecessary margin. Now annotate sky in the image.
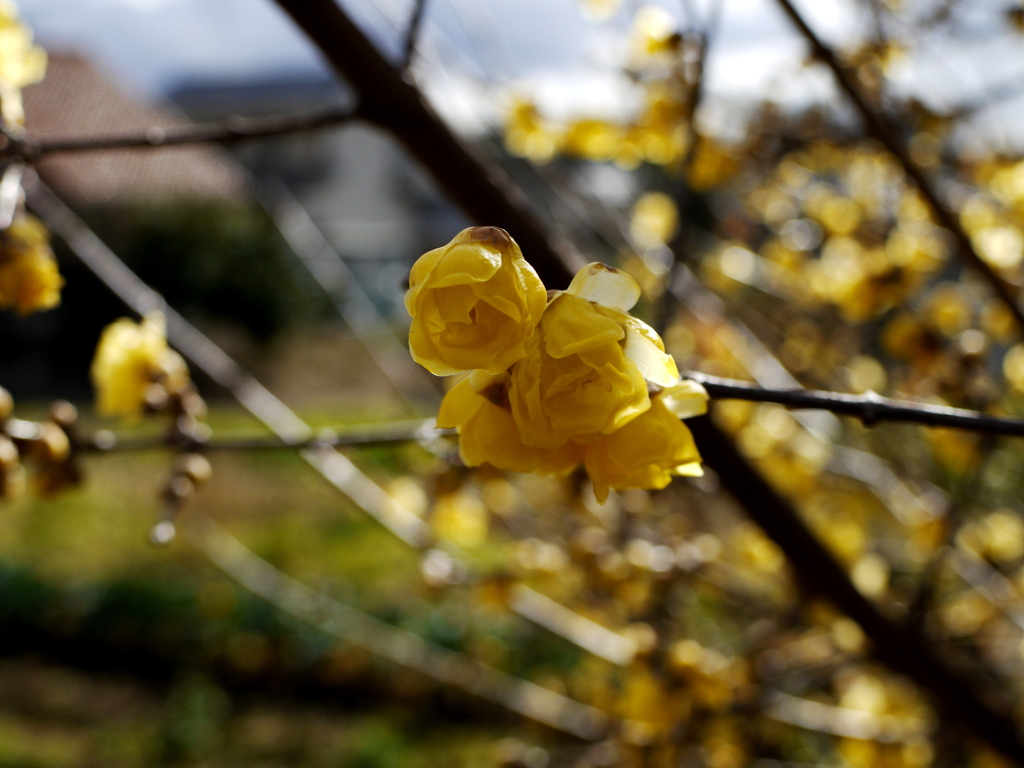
[14,0,1024,148]
[14,0,846,101]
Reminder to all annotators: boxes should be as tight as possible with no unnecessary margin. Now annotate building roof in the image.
[23,53,252,206]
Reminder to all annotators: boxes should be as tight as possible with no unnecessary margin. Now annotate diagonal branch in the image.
[271,0,586,289]
[773,0,1024,332]
[688,413,1024,760]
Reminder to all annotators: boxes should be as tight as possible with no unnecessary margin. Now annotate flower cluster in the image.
[406,226,707,502]
[0,212,62,315]
[0,0,46,128]
[90,312,191,420]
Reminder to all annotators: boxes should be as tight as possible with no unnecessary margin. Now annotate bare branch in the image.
[17,107,360,159]
[655,2,718,333]
[686,371,1024,438]
[26,174,435,550]
[79,420,449,453]
[271,0,586,289]
[402,0,430,71]
[773,0,1024,333]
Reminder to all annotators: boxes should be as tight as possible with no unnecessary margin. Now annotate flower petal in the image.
[437,376,485,428]
[566,262,641,311]
[622,317,679,386]
[543,294,623,358]
[661,380,709,419]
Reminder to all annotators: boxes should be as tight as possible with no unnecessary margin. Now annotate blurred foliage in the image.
[88,199,328,339]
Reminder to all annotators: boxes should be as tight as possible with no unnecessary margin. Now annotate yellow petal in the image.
[622,317,679,386]
[543,294,624,358]
[436,377,484,429]
[661,380,709,419]
[431,242,503,287]
[567,262,641,311]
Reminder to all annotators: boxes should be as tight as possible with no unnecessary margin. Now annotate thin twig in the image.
[655,0,720,333]
[773,0,1024,333]
[764,690,928,742]
[685,371,1024,438]
[17,107,360,159]
[79,420,449,453]
[402,0,430,71]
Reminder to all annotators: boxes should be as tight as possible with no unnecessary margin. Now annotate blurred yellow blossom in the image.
[504,96,558,163]
[579,0,621,21]
[630,191,678,250]
[0,213,62,315]
[405,226,546,376]
[0,0,46,127]
[90,313,190,420]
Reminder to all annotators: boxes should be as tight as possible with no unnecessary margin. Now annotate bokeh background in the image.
[6,0,1024,766]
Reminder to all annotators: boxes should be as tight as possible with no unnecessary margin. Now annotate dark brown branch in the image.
[655,8,716,333]
[17,107,360,159]
[688,414,1024,761]
[687,371,1024,437]
[773,0,1024,332]
[271,0,585,290]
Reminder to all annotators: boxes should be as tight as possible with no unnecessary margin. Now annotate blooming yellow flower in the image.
[0,213,62,315]
[584,387,705,503]
[438,369,583,476]
[90,313,190,420]
[0,0,46,127]
[509,262,679,448]
[406,226,547,376]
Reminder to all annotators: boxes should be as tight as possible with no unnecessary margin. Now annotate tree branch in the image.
[271,0,585,289]
[78,420,449,453]
[16,107,360,159]
[688,413,1024,761]
[686,371,1024,437]
[772,0,1024,333]
[402,0,430,71]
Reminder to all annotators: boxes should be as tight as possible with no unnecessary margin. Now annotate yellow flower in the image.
[438,370,583,476]
[406,226,547,376]
[90,313,190,420]
[584,385,706,503]
[0,0,46,126]
[509,262,679,448]
[0,213,62,315]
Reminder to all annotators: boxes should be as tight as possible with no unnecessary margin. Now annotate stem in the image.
[687,371,1024,437]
